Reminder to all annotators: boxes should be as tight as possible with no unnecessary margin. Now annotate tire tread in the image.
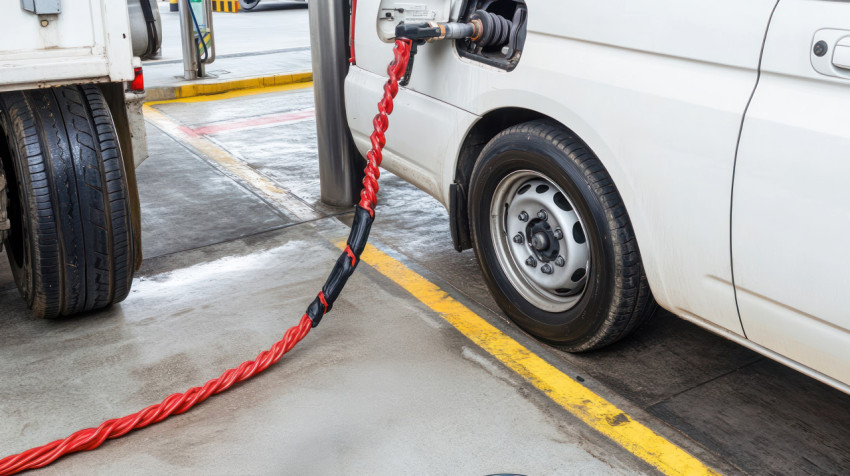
[0,86,135,319]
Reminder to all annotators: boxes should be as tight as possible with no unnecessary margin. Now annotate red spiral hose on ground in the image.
[0,38,413,476]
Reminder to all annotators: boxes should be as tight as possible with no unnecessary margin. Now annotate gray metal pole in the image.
[309,0,363,207]
[203,0,215,66]
[178,0,199,80]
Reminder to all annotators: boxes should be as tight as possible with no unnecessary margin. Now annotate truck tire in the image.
[0,85,136,319]
[468,119,654,352]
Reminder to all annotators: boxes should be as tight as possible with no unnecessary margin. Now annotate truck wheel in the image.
[468,119,654,352]
[0,86,136,319]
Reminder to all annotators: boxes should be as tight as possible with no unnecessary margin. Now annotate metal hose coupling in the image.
[394,21,470,42]
[393,10,511,47]
[393,11,511,86]
[426,20,479,41]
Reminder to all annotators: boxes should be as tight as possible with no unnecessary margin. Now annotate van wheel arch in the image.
[451,107,545,251]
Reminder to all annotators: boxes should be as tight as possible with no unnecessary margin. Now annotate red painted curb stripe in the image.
[191,109,316,136]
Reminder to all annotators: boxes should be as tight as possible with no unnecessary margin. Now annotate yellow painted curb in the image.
[145,71,312,102]
[346,242,722,476]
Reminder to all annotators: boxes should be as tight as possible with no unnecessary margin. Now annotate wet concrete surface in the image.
[2,84,850,474]
[0,214,646,475]
[138,126,289,259]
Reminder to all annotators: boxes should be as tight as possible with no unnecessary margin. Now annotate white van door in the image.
[732,0,850,388]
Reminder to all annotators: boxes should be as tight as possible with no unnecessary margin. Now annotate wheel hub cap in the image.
[490,171,591,312]
[531,231,548,251]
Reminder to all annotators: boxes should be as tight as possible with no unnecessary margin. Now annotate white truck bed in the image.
[0,0,134,92]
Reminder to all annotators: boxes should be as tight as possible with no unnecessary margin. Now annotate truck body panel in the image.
[0,0,134,92]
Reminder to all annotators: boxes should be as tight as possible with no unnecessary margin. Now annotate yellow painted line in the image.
[143,104,320,222]
[146,74,313,105]
[345,242,720,476]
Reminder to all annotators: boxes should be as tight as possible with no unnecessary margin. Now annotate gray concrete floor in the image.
[2,83,849,475]
[0,225,640,475]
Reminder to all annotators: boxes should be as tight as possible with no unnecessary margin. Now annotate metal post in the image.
[309,0,363,207]
[177,0,199,80]
[203,0,215,66]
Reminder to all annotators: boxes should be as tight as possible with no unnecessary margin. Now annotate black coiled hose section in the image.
[470,9,513,48]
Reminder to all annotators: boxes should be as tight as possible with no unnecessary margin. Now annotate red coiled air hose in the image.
[0,38,413,476]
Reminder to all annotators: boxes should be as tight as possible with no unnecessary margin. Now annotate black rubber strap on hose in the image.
[305,206,374,327]
[347,205,374,256]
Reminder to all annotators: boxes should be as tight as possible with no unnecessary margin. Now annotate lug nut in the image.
[553,229,563,240]
[555,256,565,267]
[513,233,524,244]
[537,210,548,220]
[518,211,529,222]
[541,264,553,274]
[525,257,537,267]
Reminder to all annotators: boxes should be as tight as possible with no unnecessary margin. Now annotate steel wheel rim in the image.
[490,169,591,313]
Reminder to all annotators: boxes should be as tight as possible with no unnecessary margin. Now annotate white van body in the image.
[345,0,850,392]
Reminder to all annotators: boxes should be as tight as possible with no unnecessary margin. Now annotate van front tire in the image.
[468,120,654,352]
